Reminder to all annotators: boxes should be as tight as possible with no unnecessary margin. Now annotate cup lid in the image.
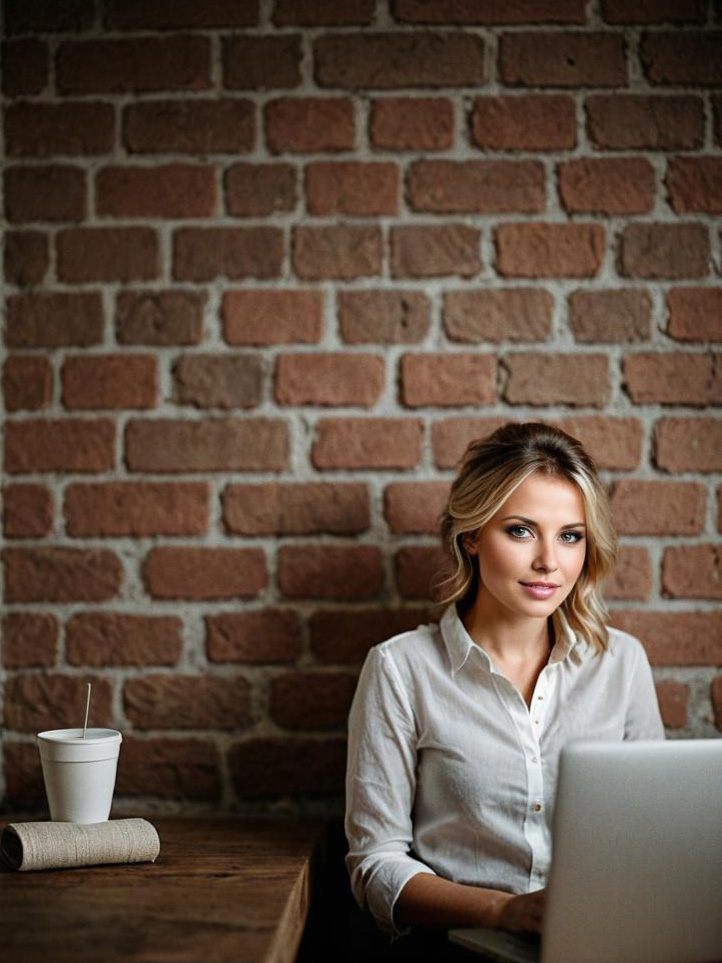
[37,727,122,745]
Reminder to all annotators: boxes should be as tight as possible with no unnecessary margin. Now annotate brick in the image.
[115,737,221,800]
[229,737,346,795]
[655,680,689,730]
[278,545,383,599]
[125,419,289,472]
[3,547,122,603]
[666,157,722,214]
[499,32,626,87]
[5,165,86,224]
[623,352,722,406]
[124,675,252,729]
[503,353,610,406]
[293,225,382,280]
[5,292,104,348]
[66,614,183,667]
[433,415,643,472]
[620,224,709,280]
[57,36,212,94]
[370,98,454,151]
[5,419,115,474]
[396,545,447,599]
[715,96,722,146]
[4,0,94,33]
[4,102,115,158]
[558,157,654,215]
[226,163,296,217]
[603,546,651,600]
[62,355,157,410]
[4,231,49,286]
[223,482,370,536]
[306,162,399,216]
[471,95,576,151]
[392,0,587,22]
[667,288,722,343]
[223,35,302,89]
[601,0,705,22]
[314,32,486,88]
[312,418,424,470]
[546,416,644,470]
[712,678,722,731]
[265,98,354,153]
[663,545,722,600]
[338,290,431,344]
[275,353,385,407]
[64,482,210,537]
[222,290,323,345]
[407,159,544,214]
[2,39,48,96]
[653,418,722,473]
[2,742,44,801]
[568,289,652,343]
[309,606,434,663]
[270,672,357,729]
[384,482,451,534]
[586,94,704,150]
[3,674,112,734]
[401,353,496,407]
[104,0,259,29]
[432,416,522,469]
[3,483,53,538]
[3,356,53,412]
[206,609,303,663]
[609,480,706,536]
[143,547,267,600]
[391,224,481,278]
[124,99,255,155]
[2,613,58,668]
[608,611,722,666]
[116,291,205,346]
[173,354,263,410]
[96,164,217,218]
[495,223,604,277]
[274,0,375,24]
[444,289,552,343]
[640,31,722,85]
[57,227,160,283]
[173,227,283,281]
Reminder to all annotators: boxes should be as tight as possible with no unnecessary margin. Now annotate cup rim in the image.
[37,728,122,745]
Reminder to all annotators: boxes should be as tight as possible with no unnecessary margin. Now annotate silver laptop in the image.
[449,739,722,963]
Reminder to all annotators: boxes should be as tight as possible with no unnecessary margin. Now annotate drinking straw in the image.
[82,682,92,739]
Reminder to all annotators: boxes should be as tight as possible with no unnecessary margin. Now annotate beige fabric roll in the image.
[1,818,160,872]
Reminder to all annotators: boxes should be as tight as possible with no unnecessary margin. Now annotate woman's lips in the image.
[520,582,559,599]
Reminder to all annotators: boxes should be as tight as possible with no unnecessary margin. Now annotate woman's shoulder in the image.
[370,617,442,669]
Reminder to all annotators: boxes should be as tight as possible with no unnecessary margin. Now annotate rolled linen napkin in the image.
[1,818,160,872]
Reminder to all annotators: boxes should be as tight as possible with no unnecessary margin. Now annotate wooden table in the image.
[0,814,326,963]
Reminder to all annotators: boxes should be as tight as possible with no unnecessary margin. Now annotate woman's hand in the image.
[496,889,546,935]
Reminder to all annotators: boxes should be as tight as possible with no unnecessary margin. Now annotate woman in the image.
[344,422,664,949]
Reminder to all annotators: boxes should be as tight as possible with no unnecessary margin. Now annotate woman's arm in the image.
[395,873,545,934]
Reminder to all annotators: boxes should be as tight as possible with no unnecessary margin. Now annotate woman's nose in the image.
[534,540,559,571]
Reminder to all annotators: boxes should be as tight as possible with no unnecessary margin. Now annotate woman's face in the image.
[465,472,587,620]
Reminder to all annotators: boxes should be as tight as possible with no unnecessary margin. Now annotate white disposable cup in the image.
[37,728,123,824]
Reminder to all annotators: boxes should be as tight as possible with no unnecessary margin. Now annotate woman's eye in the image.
[506,526,585,543]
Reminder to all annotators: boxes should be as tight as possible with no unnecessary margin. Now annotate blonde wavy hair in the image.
[430,421,618,655]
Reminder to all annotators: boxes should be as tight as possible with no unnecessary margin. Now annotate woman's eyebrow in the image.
[500,514,586,529]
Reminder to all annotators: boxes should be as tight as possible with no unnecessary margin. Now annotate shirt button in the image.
[533,804,542,813]
[530,756,538,764]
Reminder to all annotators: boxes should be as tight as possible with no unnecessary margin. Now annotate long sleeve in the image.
[623,635,666,741]
[344,644,438,940]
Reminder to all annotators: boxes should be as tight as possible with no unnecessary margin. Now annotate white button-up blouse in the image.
[344,602,665,941]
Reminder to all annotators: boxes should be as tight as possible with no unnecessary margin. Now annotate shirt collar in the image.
[439,601,579,677]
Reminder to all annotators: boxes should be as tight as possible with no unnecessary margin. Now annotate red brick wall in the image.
[2,0,721,813]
